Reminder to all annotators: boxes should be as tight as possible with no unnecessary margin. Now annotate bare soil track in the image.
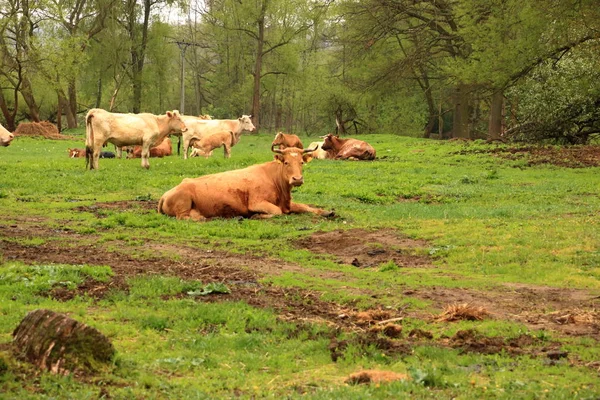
[1,202,599,361]
[458,144,600,168]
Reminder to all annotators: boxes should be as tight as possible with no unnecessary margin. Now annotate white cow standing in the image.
[179,115,256,159]
[85,109,187,170]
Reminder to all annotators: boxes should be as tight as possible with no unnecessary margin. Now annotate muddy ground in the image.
[458,144,600,168]
[1,203,599,362]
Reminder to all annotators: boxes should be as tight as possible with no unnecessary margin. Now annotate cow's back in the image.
[169,163,278,218]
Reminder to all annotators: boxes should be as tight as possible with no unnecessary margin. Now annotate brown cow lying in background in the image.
[69,148,85,158]
[321,134,376,160]
[272,132,303,150]
[127,137,173,158]
[189,130,239,159]
[1,123,14,147]
[158,145,333,221]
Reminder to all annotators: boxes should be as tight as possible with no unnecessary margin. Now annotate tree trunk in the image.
[58,91,77,128]
[251,3,267,133]
[335,106,346,135]
[12,309,115,375]
[452,84,471,139]
[0,90,17,131]
[20,78,41,122]
[68,79,78,126]
[57,92,62,132]
[488,90,504,141]
[95,76,103,108]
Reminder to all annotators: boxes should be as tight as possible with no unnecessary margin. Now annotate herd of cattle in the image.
[1,108,377,221]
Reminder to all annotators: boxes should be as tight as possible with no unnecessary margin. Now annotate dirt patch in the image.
[2,213,600,341]
[459,145,600,168]
[74,201,157,217]
[408,285,600,339]
[295,229,433,268]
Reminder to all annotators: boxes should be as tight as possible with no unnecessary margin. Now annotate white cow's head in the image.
[167,110,188,133]
[238,115,256,133]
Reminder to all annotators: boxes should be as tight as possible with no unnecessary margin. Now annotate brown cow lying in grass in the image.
[69,148,86,158]
[1,123,14,147]
[189,130,239,159]
[127,137,173,158]
[321,133,376,160]
[272,132,303,150]
[158,145,333,221]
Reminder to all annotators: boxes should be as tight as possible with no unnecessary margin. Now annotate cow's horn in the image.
[271,144,283,154]
[303,146,318,154]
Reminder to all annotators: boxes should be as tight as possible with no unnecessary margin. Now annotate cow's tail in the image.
[157,196,165,215]
[85,111,94,170]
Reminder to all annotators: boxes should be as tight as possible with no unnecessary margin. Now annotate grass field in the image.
[0,130,599,399]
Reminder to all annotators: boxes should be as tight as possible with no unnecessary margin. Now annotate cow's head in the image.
[272,145,317,187]
[0,125,14,147]
[68,148,79,158]
[239,115,256,133]
[320,134,337,151]
[167,110,188,133]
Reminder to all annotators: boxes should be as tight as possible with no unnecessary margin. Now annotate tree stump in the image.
[12,309,115,375]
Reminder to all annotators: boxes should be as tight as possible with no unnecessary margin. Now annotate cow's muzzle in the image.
[290,176,304,186]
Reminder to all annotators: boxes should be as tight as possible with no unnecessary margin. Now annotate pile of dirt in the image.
[14,121,74,140]
[458,145,600,168]
[295,229,432,268]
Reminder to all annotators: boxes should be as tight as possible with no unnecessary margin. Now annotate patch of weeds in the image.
[141,315,171,332]
[134,194,153,202]
[460,175,478,184]
[378,261,400,272]
[408,366,448,388]
[429,245,455,257]
[187,282,231,296]
[485,169,499,180]
[18,237,46,246]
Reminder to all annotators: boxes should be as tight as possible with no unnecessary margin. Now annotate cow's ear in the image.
[303,154,313,163]
[274,154,284,162]
[166,111,174,118]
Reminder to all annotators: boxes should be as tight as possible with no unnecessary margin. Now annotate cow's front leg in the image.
[115,146,123,159]
[224,144,231,159]
[183,137,192,160]
[290,202,334,217]
[140,142,151,169]
[248,201,283,219]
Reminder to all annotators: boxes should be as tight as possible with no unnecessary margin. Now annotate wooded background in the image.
[1,0,599,143]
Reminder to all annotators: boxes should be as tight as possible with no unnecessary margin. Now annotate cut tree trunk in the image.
[488,90,504,141]
[12,309,115,375]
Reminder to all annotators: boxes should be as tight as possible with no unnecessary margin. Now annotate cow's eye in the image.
[284,161,289,165]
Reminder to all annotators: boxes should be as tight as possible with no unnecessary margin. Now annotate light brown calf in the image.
[272,132,303,150]
[189,131,238,159]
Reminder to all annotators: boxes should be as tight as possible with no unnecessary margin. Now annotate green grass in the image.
[1,132,599,398]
